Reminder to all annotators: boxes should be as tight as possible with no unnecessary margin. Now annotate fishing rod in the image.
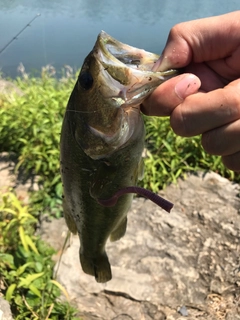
[0,13,41,55]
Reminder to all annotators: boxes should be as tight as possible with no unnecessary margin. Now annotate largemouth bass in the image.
[60,31,177,283]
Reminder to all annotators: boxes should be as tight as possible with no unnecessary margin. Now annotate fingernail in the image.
[175,74,201,100]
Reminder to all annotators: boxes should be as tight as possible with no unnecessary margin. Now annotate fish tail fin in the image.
[80,251,112,283]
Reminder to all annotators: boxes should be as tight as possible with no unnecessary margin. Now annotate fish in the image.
[60,31,177,283]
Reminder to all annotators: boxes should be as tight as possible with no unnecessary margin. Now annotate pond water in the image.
[0,0,239,78]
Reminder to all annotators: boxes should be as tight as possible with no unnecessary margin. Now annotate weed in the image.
[142,115,238,192]
[0,189,78,319]
[0,66,76,217]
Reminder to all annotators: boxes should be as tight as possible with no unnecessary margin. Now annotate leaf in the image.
[0,253,15,269]
[8,194,24,213]
[29,284,42,298]
[25,234,39,255]
[16,262,33,276]
[0,208,17,216]
[18,272,45,288]
[20,212,37,222]
[19,225,29,252]
[50,280,70,301]
[5,218,18,231]
[6,283,17,301]
[34,262,43,273]
[14,294,24,306]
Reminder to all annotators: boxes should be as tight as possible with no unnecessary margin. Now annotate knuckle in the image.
[222,152,240,172]
[201,130,218,155]
[170,96,195,137]
[169,22,186,39]
[223,85,240,119]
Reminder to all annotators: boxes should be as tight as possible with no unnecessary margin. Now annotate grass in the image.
[142,115,238,192]
[0,189,78,319]
[0,65,76,217]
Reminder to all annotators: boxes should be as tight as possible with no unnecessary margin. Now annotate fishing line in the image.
[0,13,41,55]
[66,108,110,114]
[41,13,47,65]
[66,105,141,114]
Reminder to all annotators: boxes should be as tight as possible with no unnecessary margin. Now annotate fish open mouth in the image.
[99,32,159,71]
[73,31,178,159]
[94,31,177,105]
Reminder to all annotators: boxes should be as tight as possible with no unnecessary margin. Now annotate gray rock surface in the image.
[0,297,13,320]
[40,172,240,320]
[0,152,39,202]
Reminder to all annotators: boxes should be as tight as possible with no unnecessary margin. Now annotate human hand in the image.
[141,11,240,172]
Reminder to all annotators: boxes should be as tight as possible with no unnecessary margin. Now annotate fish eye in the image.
[78,71,94,90]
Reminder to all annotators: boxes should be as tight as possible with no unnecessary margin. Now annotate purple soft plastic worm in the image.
[97,186,173,213]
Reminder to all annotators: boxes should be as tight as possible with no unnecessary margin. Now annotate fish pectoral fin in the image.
[110,217,127,242]
[80,251,112,283]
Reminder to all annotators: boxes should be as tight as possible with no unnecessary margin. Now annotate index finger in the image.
[155,11,240,74]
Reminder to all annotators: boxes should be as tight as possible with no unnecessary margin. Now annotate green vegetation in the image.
[143,115,238,192]
[0,67,79,319]
[0,190,78,319]
[0,67,239,318]
[0,66,76,217]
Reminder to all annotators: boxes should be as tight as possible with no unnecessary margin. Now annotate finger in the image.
[155,11,240,74]
[222,152,240,172]
[201,119,240,156]
[184,62,227,91]
[170,79,240,137]
[141,74,200,116]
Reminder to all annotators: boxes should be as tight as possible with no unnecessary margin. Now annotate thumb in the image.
[141,73,201,116]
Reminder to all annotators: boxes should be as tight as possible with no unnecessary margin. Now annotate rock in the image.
[0,297,13,320]
[0,152,39,202]
[178,306,188,317]
[40,171,240,319]
[0,152,16,192]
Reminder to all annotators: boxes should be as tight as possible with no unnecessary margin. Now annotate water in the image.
[0,0,239,78]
